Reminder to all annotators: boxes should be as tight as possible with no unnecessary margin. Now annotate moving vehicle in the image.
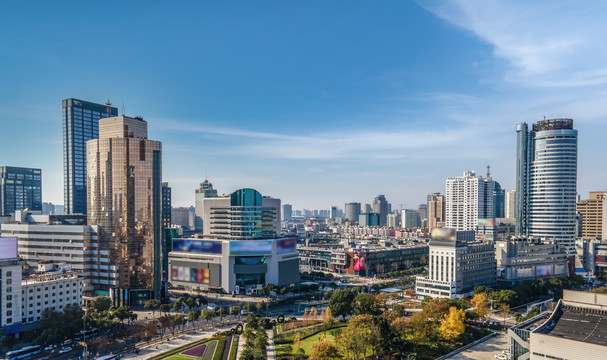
[494,355,507,360]
[95,355,118,360]
[5,345,42,360]
[59,346,72,354]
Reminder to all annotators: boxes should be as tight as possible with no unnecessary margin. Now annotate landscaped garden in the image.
[150,333,235,360]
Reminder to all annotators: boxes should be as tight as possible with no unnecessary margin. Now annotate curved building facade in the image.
[516,119,578,256]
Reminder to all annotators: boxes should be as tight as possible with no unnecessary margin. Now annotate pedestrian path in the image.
[235,325,246,359]
[266,329,276,360]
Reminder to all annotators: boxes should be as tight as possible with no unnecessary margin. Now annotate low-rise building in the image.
[298,243,428,276]
[0,211,118,292]
[0,243,22,333]
[495,237,568,284]
[21,272,83,324]
[416,228,496,299]
[509,290,607,360]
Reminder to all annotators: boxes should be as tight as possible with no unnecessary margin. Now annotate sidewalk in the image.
[235,325,246,359]
[266,329,276,360]
[121,325,233,360]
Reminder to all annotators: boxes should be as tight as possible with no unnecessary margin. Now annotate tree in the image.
[141,320,158,339]
[419,255,427,265]
[201,309,214,325]
[593,287,607,294]
[329,289,355,320]
[336,315,380,359]
[256,301,267,314]
[88,296,112,313]
[499,303,511,326]
[160,304,172,315]
[184,297,196,310]
[310,307,318,320]
[230,305,240,316]
[409,312,433,346]
[309,340,341,360]
[422,298,450,322]
[438,307,466,341]
[217,308,228,324]
[471,293,490,319]
[353,293,377,315]
[173,298,184,313]
[174,314,186,332]
[144,299,161,317]
[188,310,200,327]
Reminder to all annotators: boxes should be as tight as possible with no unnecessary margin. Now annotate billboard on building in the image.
[535,265,552,277]
[229,240,273,255]
[353,249,367,271]
[171,266,210,284]
[277,238,297,254]
[429,228,457,247]
[172,239,222,254]
[595,255,607,264]
[0,237,18,259]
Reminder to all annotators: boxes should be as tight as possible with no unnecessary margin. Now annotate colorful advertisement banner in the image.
[171,266,210,284]
[0,237,18,259]
[535,265,552,277]
[172,239,222,254]
[277,238,297,253]
[353,249,367,271]
[229,240,273,255]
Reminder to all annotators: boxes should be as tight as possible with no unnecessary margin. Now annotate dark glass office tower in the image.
[62,98,117,214]
[0,166,42,216]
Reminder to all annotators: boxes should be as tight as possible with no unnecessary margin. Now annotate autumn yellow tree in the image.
[471,292,490,319]
[438,307,466,341]
[309,340,341,360]
[310,307,319,321]
[302,309,309,324]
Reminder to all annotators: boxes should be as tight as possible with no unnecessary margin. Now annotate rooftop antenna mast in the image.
[105,99,112,118]
[121,102,125,116]
[486,165,491,179]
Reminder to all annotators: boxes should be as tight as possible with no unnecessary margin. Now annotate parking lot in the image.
[446,332,509,360]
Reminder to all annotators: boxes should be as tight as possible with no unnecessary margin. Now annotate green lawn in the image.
[299,332,335,355]
[275,331,336,356]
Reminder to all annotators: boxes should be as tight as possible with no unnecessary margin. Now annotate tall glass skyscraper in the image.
[0,167,42,216]
[87,115,162,298]
[63,98,117,215]
[516,119,578,256]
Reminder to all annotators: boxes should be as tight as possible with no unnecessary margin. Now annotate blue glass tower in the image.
[62,98,117,214]
[0,166,42,216]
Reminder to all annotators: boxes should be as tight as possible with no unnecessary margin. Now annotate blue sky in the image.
[1,1,606,209]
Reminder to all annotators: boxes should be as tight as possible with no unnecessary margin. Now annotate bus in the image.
[5,345,42,360]
[95,355,118,360]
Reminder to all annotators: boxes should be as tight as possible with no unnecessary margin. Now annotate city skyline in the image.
[2,1,607,210]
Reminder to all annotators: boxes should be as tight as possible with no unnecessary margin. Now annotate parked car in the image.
[494,355,506,360]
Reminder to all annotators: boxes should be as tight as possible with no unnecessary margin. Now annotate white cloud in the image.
[421,0,607,87]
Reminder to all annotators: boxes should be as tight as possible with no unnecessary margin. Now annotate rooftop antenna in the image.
[486,165,491,178]
[105,99,112,118]
[543,115,546,120]
[121,102,125,116]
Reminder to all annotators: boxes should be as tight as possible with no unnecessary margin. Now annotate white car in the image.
[495,355,507,360]
[59,347,72,354]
